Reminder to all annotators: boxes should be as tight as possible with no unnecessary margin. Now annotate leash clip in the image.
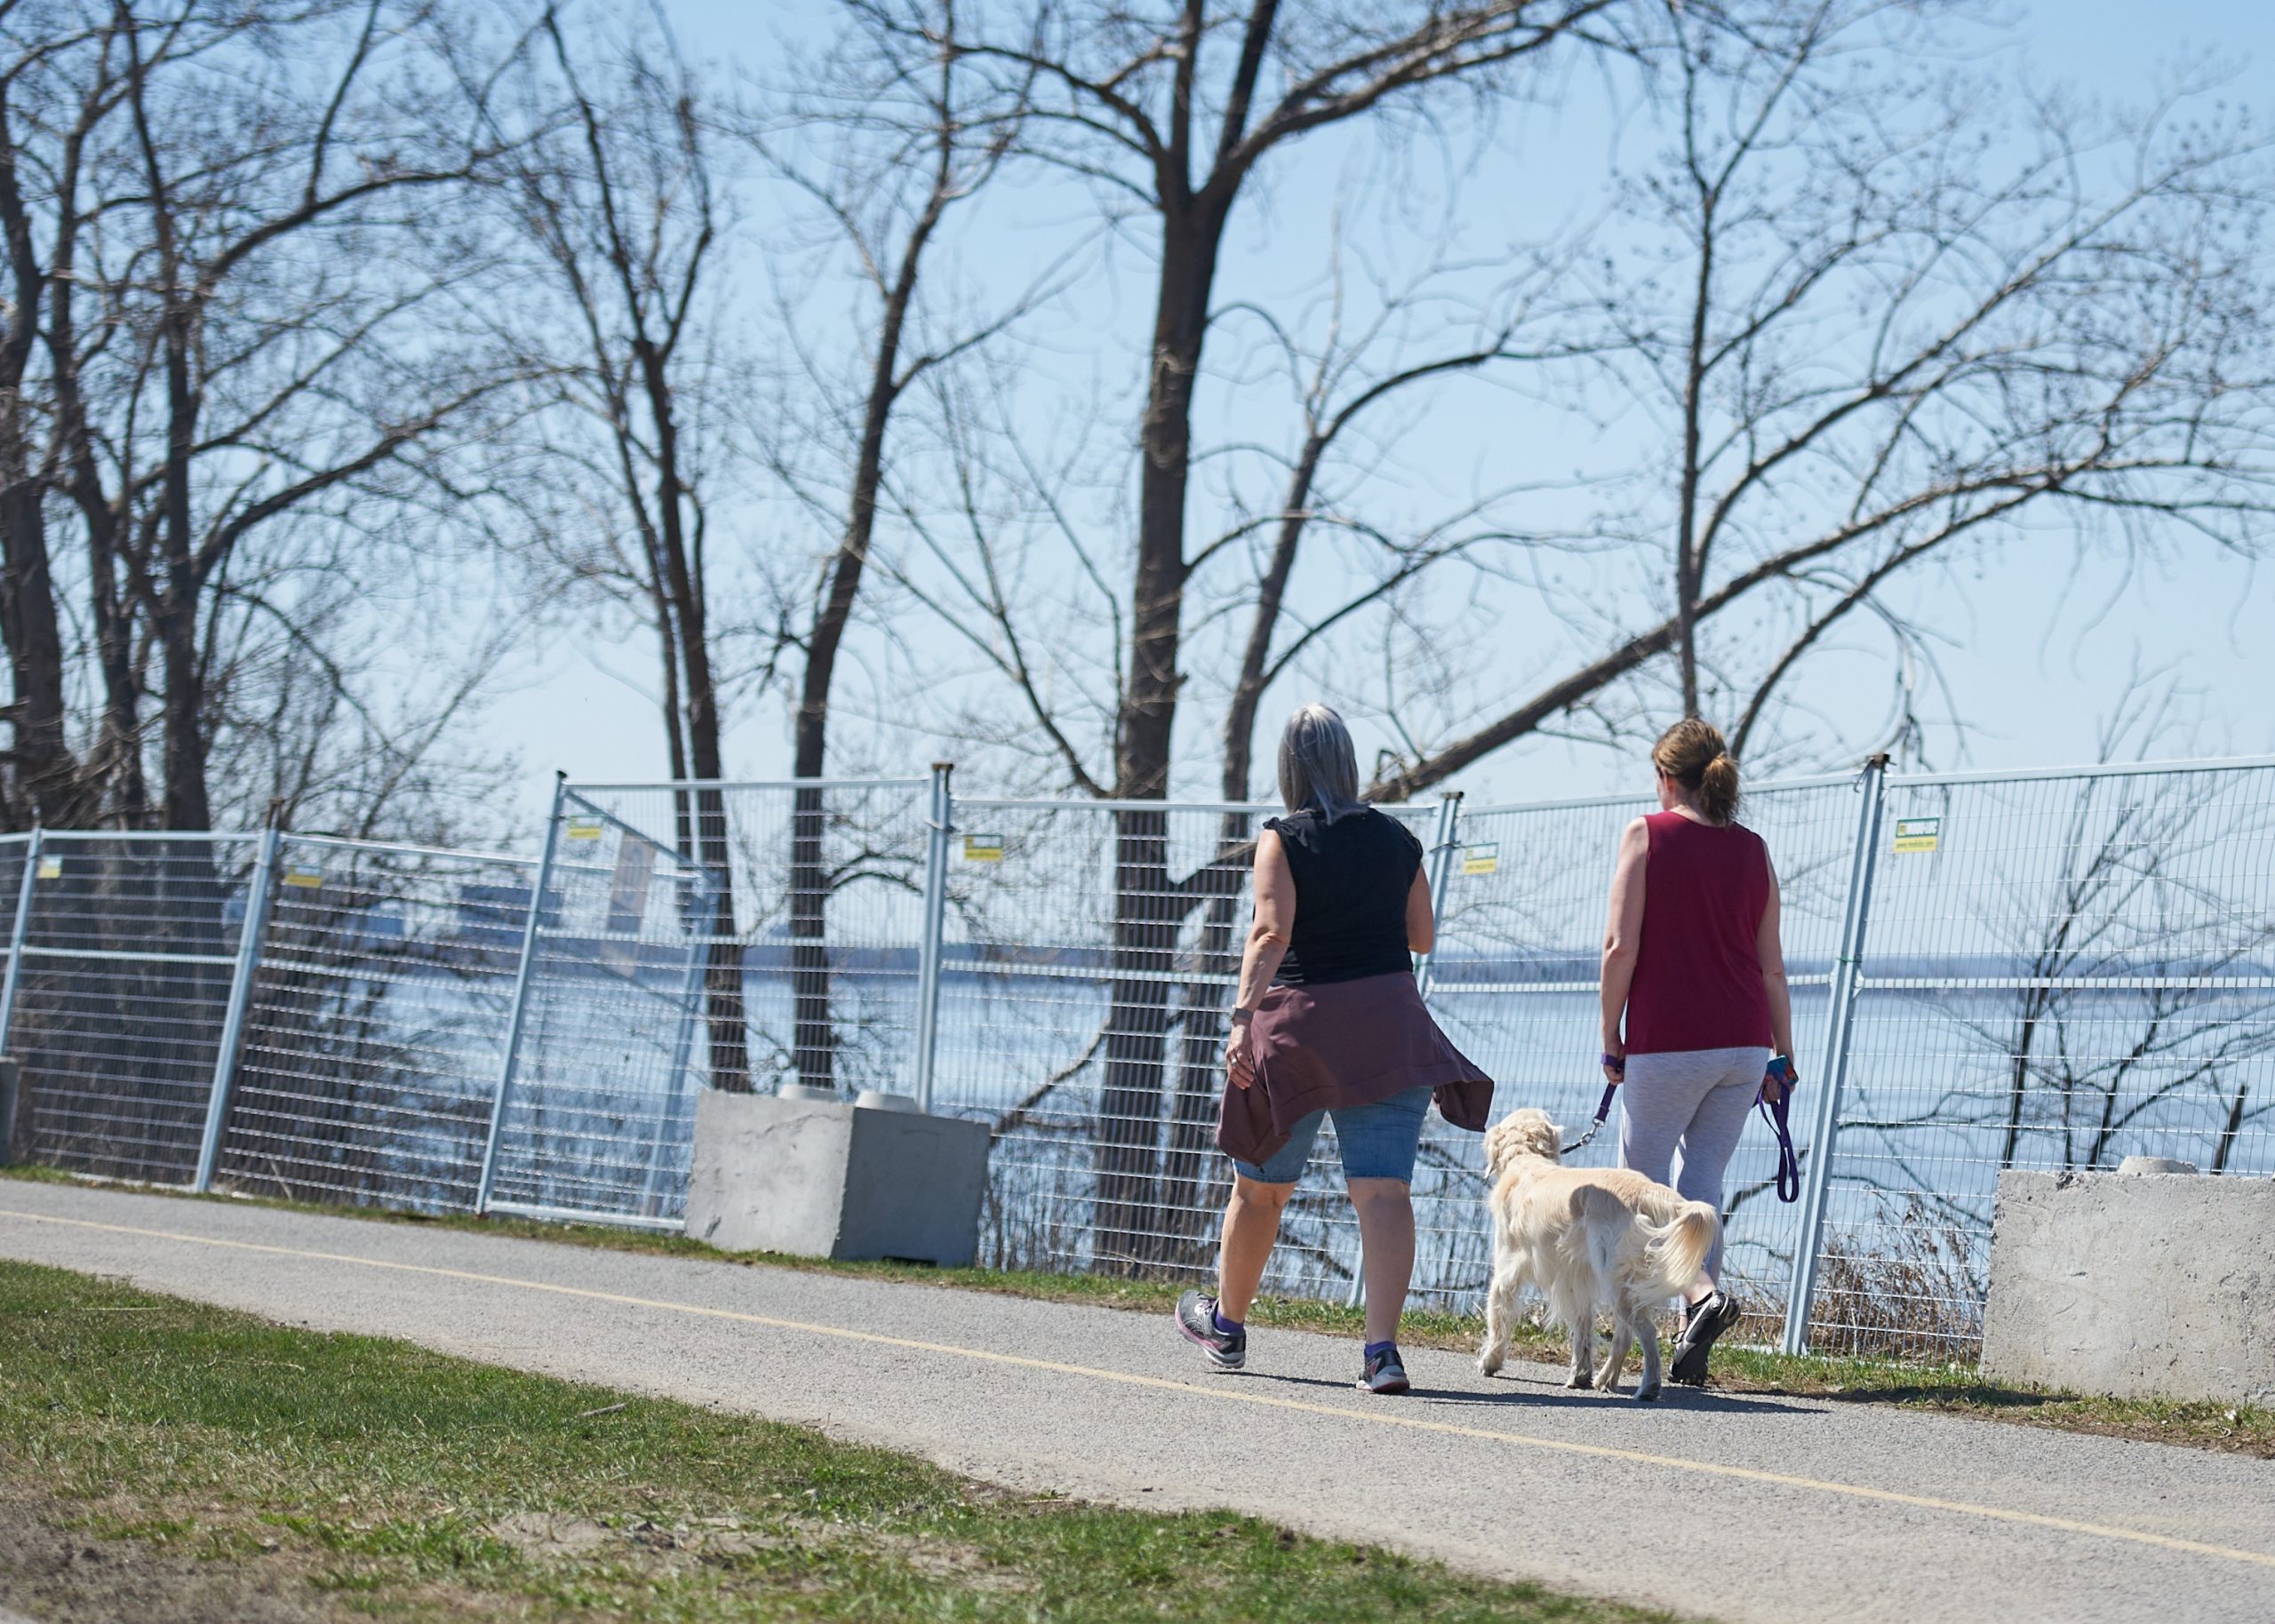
[1560,1081,1620,1156]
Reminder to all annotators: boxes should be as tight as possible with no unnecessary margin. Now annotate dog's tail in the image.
[1636,1199,1720,1298]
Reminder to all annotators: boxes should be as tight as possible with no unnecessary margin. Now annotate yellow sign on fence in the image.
[962,832,1005,863]
[1892,816,1941,854]
[563,819,605,842]
[1461,843,1500,876]
[282,866,324,888]
[34,856,60,880]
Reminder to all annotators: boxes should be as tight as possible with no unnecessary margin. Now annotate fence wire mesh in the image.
[4,754,2269,1363]
[1809,761,2275,1357]
[930,797,1440,1301]
[563,779,933,1104]
[7,832,256,1183]
[482,792,716,1226]
[214,835,538,1213]
[1437,776,1864,1339]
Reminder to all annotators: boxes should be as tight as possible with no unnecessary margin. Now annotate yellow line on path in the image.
[4,1205,2271,1572]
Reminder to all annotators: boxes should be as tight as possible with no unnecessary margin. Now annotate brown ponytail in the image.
[1652,718,1742,824]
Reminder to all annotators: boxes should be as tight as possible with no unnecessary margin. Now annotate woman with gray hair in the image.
[1176,704,1493,1394]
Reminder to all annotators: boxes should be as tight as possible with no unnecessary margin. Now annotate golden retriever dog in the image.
[1474,1108,1720,1401]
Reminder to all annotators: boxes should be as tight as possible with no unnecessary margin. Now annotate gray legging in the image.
[1616,1045,1770,1279]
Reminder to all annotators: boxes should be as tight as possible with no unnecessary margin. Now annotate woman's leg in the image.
[1671,1049,1768,1286]
[1620,1050,1734,1304]
[1217,1111,1323,1319]
[1216,1175,1294,1321]
[1347,1177,1416,1345]
[1331,1085,1433,1346]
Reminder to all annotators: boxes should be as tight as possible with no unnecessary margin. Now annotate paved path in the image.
[2,1183,2270,1624]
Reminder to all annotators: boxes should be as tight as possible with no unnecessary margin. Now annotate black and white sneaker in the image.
[1360,1345,1410,1395]
[1670,1290,1740,1385]
[1175,1290,1247,1371]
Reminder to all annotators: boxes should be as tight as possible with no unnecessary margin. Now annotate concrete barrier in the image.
[1981,1167,2275,1404]
[683,1089,989,1267]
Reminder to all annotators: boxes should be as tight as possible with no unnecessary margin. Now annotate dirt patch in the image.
[482,1509,614,1556]
[0,1485,371,1624]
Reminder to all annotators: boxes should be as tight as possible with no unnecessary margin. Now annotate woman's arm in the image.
[1405,864,1434,955]
[1599,817,1649,1085]
[1757,849,1798,1098]
[1225,830,1296,1088]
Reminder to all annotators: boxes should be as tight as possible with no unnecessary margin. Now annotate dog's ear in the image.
[1483,1117,1525,1178]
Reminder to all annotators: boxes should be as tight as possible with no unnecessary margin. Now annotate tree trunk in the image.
[632,338,747,1093]
[0,477,71,823]
[0,86,73,826]
[1096,200,1224,1270]
[786,144,938,1092]
[1158,824,1249,1268]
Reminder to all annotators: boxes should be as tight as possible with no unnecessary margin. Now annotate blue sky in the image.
[481,0,2274,828]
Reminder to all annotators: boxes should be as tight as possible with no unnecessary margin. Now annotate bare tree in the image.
[0,3,531,838]
[1362,1,2275,796]
[112,0,515,831]
[750,0,1038,1094]
[878,3,2273,1270]
[0,8,83,825]
[920,0,1623,1267]
[496,1,756,1087]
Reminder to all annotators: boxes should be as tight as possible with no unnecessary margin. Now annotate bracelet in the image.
[1600,1051,1625,1073]
[1229,1007,1256,1023]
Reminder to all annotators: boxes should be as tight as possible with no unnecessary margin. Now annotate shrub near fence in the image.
[3,754,2271,1358]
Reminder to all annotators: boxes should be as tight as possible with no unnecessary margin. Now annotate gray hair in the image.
[1277,704,1365,824]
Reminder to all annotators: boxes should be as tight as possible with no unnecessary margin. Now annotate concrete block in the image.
[683,1089,989,1267]
[1981,1168,2275,1405]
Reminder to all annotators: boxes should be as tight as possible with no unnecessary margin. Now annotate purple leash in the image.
[1757,1055,1800,1202]
[1561,1079,1621,1156]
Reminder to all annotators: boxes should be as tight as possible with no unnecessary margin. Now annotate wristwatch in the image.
[1229,1007,1256,1023]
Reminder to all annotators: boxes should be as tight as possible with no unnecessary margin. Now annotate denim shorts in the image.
[1232,1083,1434,1184]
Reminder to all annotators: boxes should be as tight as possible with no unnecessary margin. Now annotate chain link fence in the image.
[1435,775,1866,1341]
[216,833,539,1212]
[477,788,718,1227]
[1,755,2268,1361]
[1806,760,2275,1357]
[2,831,260,1184]
[930,795,1441,1300]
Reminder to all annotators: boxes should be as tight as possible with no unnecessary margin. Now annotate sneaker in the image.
[1175,1290,1246,1371]
[1359,1345,1410,1395]
[1670,1290,1740,1385]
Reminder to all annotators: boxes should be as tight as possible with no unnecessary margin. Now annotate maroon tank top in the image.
[1624,811,1772,1055]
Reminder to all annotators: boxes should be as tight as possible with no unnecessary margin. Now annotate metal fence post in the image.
[1413,792,1465,1000]
[1782,753,1890,1356]
[476,773,568,1215]
[912,762,954,1114]
[639,863,716,1215]
[194,824,281,1194]
[0,826,44,1063]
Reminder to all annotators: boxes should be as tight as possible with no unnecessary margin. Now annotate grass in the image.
[0,1258,1675,1623]
[7,1164,2271,1461]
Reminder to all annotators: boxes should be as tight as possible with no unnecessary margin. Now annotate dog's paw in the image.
[1561,1369,1592,1389]
[1633,1383,1661,1403]
[1592,1361,1622,1390]
[1477,1350,1505,1378]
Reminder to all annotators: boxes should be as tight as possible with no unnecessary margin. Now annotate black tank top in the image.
[1264,806,1423,985]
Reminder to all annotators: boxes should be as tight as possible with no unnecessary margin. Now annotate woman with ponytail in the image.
[1596,719,1797,1384]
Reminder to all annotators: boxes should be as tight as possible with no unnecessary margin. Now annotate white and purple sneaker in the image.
[1175,1290,1247,1371]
